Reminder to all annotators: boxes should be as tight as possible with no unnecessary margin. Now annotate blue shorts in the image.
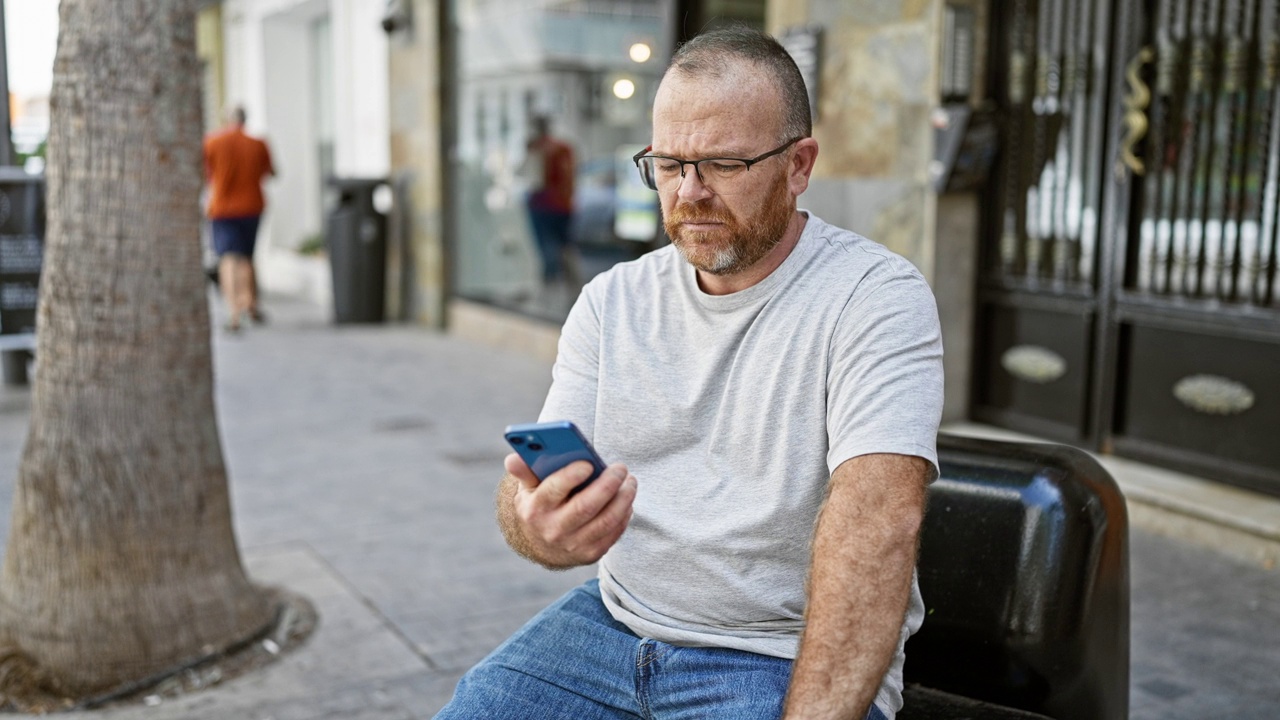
[211,216,261,258]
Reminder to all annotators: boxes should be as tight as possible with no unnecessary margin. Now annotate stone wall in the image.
[387,0,447,327]
[768,0,943,280]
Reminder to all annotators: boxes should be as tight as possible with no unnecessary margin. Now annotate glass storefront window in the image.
[449,0,665,322]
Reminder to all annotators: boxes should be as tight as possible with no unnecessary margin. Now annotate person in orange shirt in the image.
[204,106,275,332]
[524,115,577,285]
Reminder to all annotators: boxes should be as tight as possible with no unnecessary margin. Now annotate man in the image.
[437,26,942,720]
[203,106,275,332]
[524,115,577,285]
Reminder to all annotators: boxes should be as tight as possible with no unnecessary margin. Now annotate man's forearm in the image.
[783,454,928,719]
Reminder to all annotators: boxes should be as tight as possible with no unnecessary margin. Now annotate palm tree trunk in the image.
[0,0,274,698]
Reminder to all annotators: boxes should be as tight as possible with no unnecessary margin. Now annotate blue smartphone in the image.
[504,420,607,487]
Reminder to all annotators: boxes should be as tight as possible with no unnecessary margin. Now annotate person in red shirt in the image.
[204,106,275,332]
[524,116,577,285]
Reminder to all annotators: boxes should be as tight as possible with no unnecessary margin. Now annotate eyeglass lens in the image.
[639,158,752,194]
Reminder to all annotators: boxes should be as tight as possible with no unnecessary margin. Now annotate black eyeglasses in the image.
[632,137,803,195]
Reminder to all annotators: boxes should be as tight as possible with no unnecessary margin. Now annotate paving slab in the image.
[79,543,447,720]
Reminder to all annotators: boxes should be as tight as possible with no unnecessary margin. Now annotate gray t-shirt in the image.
[539,212,944,717]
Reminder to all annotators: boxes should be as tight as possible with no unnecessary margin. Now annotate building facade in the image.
[212,0,1280,497]
[968,0,1280,496]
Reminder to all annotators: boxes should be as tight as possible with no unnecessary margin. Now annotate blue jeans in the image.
[435,580,888,720]
[527,206,573,282]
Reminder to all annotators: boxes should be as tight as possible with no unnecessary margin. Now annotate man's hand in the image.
[497,453,637,569]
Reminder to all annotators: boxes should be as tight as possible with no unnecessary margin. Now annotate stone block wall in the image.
[388,0,447,327]
[768,0,943,280]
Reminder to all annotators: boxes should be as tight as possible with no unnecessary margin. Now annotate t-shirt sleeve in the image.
[825,260,944,478]
[538,282,603,440]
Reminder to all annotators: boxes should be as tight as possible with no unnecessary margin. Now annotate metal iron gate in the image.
[973,0,1280,495]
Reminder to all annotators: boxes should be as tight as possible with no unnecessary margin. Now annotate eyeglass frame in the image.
[632,137,804,193]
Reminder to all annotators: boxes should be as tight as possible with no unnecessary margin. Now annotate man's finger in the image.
[558,463,628,525]
[504,452,540,492]
[537,460,601,506]
[574,472,637,549]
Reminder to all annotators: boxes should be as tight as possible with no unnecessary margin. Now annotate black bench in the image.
[899,433,1130,720]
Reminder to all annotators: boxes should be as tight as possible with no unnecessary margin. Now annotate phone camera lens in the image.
[528,442,543,451]
[510,436,525,445]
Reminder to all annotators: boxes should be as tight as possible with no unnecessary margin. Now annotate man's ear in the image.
[788,137,819,196]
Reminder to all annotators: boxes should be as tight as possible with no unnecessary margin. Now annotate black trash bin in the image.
[0,168,45,385]
[326,177,388,323]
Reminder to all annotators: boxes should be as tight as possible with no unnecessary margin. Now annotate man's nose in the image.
[675,163,714,201]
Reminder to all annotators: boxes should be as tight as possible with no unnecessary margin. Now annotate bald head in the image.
[663,25,811,144]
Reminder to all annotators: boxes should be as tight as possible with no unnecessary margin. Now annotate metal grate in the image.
[997,0,1109,287]
[1133,0,1280,305]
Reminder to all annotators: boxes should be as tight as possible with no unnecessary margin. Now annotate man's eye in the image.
[708,162,745,175]
[654,159,682,174]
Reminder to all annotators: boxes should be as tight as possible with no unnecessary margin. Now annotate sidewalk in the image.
[0,293,1276,719]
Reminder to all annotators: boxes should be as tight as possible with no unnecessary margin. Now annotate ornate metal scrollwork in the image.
[1172,374,1256,416]
[1118,46,1155,178]
[1266,39,1280,90]
[1001,345,1068,384]
[1010,50,1030,105]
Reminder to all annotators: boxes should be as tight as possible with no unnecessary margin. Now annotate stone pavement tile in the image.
[79,543,440,720]
[1129,529,1280,720]
[397,595,576,673]
[244,543,353,602]
[1131,689,1275,720]
[389,563,593,676]
[0,389,29,546]
[375,669,467,718]
[399,559,591,618]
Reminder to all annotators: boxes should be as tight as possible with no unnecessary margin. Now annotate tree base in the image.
[0,587,317,714]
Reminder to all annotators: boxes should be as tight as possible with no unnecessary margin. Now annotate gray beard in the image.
[675,231,784,276]
[666,169,793,277]
[677,242,739,275]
